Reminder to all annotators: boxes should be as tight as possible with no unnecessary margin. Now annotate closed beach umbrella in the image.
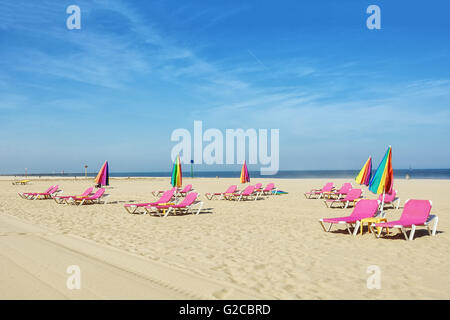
[369,146,394,209]
[171,155,182,188]
[240,161,250,183]
[94,161,109,186]
[355,156,372,186]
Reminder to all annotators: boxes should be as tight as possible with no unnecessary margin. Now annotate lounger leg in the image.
[164,207,173,217]
[195,202,203,215]
[432,216,438,236]
[369,225,380,238]
[401,228,408,240]
[319,221,327,232]
[409,225,416,241]
[344,224,350,234]
[353,221,361,236]
[396,198,401,210]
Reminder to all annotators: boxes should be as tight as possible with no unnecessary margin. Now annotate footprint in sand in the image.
[212,288,232,299]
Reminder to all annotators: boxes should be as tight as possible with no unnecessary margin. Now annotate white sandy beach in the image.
[0,177,449,299]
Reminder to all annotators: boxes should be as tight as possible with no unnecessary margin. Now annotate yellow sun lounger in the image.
[12,180,30,185]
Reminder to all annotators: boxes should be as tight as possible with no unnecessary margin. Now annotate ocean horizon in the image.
[4,169,450,180]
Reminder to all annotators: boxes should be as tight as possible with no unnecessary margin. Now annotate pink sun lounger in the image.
[370,199,438,240]
[67,188,109,205]
[319,199,380,236]
[323,183,352,199]
[19,185,54,199]
[304,182,334,199]
[124,188,176,214]
[177,184,193,196]
[378,189,400,210]
[53,187,94,204]
[324,189,363,208]
[144,192,203,217]
[19,185,60,200]
[205,185,238,200]
[225,185,260,201]
[261,183,278,195]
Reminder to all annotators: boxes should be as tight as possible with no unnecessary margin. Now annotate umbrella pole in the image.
[381,191,386,212]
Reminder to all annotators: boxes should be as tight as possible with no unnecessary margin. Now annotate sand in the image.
[0,176,449,299]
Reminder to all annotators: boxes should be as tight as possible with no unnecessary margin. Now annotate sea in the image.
[6,169,450,180]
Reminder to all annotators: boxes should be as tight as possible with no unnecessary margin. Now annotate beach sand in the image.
[0,177,449,299]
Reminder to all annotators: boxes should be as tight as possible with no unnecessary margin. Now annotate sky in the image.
[0,0,449,174]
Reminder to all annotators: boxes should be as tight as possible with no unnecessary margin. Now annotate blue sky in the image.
[0,0,449,174]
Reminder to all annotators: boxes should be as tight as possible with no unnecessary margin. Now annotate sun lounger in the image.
[319,199,380,236]
[324,189,363,208]
[144,192,203,217]
[12,180,31,185]
[205,185,238,200]
[67,188,109,205]
[124,188,176,214]
[261,183,278,195]
[304,182,334,199]
[226,185,260,201]
[323,183,352,199]
[254,183,263,192]
[370,199,438,240]
[19,185,61,200]
[152,190,165,197]
[177,184,193,197]
[378,189,400,210]
[53,187,94,204]
[19,185,54,199]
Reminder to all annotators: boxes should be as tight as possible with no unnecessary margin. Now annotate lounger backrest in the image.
[159,188,176,202]
[225,185,237,193]
[81,187,94,196]
[378,189,396,202]
[254,183,263,189]
[44,185,55,193]
[399,199,432,223]
[263,183,275,191]
[49,185,59,194]
[323,183,334,192]
[339,183,352,194]
[350,199,379,219]
[242,185,256,195]
[91,188,105,199]
[345,189,362,200]
[178,192,198,206]
[181,184,192,193]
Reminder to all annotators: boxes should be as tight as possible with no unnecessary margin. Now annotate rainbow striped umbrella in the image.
[369,146,394,210]
[94,161,109,186]
[355,156,372,186]
[240,161,250,183]
[171,155,182,188]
